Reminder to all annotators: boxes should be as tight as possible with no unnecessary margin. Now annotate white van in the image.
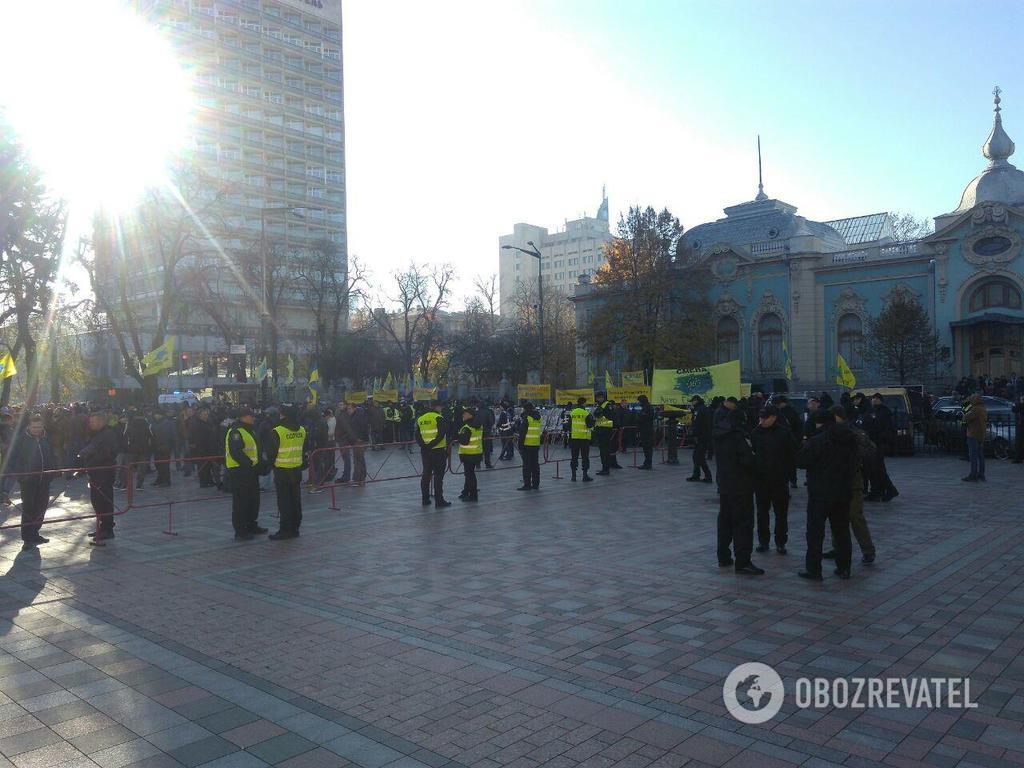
[158,391,199,406]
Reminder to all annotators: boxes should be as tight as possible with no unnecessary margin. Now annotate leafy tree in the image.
[579,205,713,376]
[863,290,948,384]
[0,116,68,405]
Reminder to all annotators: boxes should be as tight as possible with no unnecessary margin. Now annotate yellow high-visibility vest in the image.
[273,425,305,469]
[459,425,483,456]
[417,412,446,449]
[594,401,614,428]
[570,408,592,440]
[524,416,542,447]
[224,426,258,469]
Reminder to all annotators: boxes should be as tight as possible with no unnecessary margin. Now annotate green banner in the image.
[651,360,742,405]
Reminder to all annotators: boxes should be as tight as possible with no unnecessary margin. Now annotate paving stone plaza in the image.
[0,450,1022,768]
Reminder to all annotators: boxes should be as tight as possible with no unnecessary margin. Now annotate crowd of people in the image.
[0,383,999,564]
[711,391,901,580]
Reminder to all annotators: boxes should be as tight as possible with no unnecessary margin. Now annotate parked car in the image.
[931,395,1013,417]
[923,402,1016,459]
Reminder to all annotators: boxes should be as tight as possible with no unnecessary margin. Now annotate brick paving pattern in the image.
[0,450,1022,767]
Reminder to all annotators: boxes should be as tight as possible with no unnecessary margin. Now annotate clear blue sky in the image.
[344,0,1024,291]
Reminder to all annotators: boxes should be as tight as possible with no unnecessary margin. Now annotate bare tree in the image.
[370,262,455,381]
[296,239,364,355]
[889,211,934,243]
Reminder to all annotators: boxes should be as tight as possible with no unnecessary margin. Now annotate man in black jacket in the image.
[796,409,859,580]
[189,406,219,488]
[347,402,369,484]
[752,405,798,555]
[151,410,176,487]
[863,393,899,502]
[687,396,713,483]
[713,399,763,575]
[9,414,59,549]
[78,407,123,541]
[125,409,152,490]
[636,395,655,470]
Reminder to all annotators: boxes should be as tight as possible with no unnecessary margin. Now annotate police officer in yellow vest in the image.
[570,397,596,483]
[225,406,267,540]
[265,404,310,540]
[517,401,543,490]
[456,407,483,502]
[593,391,617,475]
[416,400,451,508]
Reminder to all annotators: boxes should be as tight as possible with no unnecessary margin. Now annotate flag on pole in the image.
[285,355,294,385]
[141,337,175,377]
[308,363,320,404]
[0,353,16,380]
[256,357,269,382]
[783,339,793,381]
[383,372,394,389]
[605,370,613,390]
[835,354,856,389]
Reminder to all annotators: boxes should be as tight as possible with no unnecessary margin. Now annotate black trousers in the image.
[19,479,51,541]
[806,499,852,574]
[198,459,216,488]
[520,446,540,488]
[89,469,116,533]
[274,469,303,533]
[595,428,613,470]
[229,468,260,534]
[755,480,790,546]
[483,434,494,466]
[717,493,754,566]
[461,456,479,497]
[154,449,171,485]
[499,437,515,460]
[640,436,653,468]
[868,440,897,497]
[570,439,591,474]
[351,444,367,482]
[420,448,446,501]
[666,434,678,463]
[691,439,711,479]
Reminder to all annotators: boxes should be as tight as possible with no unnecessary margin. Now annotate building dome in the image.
[954,87,1024,213]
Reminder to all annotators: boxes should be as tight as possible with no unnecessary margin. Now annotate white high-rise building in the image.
[498,191,612,316]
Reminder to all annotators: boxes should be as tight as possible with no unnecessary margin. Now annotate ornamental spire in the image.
[755,135,768,201]
[983,85,1015,166]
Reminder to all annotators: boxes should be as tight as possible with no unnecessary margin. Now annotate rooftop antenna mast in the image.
[755,135,768,201]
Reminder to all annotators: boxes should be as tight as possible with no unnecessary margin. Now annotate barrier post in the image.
[328,485,341,512]
[163,501,178,536]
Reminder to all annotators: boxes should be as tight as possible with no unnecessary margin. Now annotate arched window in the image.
[969,279,1022,312]
[716,316,739,363]
[757,313,783,372]
[838,313,864,369]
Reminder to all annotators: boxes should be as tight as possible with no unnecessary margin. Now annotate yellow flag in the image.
[783,339,793,381]
[605,370,613,390]
[835,354,857,389]
[0,353,16,380]
[141,337,174,377]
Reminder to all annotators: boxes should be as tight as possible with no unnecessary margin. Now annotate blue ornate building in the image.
[577,88,1024,390]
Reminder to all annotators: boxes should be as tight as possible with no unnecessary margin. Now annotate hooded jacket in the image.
[963,395,988,441]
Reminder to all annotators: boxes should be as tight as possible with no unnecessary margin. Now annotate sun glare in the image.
[0,1,193,212]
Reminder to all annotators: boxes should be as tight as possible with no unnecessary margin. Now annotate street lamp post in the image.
[502,241,544,383]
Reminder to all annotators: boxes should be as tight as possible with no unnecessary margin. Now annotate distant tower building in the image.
[498,189,612,316]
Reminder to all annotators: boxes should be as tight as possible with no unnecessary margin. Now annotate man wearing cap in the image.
[78,407,123,541]
[456,407,483,502]
[751,405,798,555]
[569,397,596,483]
[225,407,267,540]
[416,400,451,508]
[686,396,713,483]
[264,404,310,540]
[714,398,761,574]
[516,401,543,490]
[593,391,615,475]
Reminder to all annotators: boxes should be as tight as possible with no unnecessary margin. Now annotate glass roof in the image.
[823,212,892,245]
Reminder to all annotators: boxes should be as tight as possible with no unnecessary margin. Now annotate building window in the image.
[969,279,1022,312]
[837,313,864,369]
[716,316,739,364]
[757,313,783,372]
